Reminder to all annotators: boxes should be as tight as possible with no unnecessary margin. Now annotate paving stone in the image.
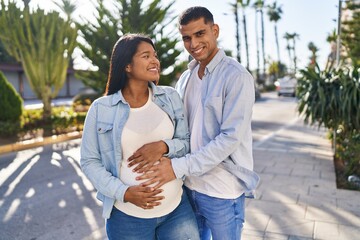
[244,212,270,232]
[247,200,306,218]
[259,190,299,204]
[266,217,314,238]
[291,168,321,179]
[305,206,360,226]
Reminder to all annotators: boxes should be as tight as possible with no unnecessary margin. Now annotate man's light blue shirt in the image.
[172,49,260,197]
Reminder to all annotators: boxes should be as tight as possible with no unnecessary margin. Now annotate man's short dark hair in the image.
[178,6,214,27]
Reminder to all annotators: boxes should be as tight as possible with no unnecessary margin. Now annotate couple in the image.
[80,6,259,240]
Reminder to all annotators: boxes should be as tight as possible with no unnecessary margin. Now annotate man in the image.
[131,6,259,240]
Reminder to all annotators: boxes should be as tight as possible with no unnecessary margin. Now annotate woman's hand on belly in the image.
[137,157,176,189]
[124,185,164,209]
[127,141,168,173]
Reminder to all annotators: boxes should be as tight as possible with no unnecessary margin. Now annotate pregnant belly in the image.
[120,162,146,186]
[119,161,182,203]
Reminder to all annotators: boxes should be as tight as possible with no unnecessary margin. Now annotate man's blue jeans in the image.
[106,190,199,240]
[184,186,245,240]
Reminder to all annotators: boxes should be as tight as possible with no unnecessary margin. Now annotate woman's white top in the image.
[114,88,183,218]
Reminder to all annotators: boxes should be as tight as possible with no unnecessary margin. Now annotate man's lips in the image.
[192,47,204,55]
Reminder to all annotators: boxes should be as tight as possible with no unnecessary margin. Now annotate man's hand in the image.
[124,185,164,209]
[136,157,176,189]
[127,141,168,173]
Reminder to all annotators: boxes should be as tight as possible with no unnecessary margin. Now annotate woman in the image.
[80,33,199,240]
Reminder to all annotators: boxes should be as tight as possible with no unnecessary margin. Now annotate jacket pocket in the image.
[97,122,114,153]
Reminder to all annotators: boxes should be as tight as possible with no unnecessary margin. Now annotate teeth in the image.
[194,48,202,54]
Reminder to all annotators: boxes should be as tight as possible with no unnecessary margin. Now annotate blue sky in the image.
[24,0,339,71]
[163,0,339,70]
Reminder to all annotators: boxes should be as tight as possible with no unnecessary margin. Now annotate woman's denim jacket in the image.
[80,82,190,219]
[171,49,260,197]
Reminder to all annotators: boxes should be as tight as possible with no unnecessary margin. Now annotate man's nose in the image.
[190,38,199,48]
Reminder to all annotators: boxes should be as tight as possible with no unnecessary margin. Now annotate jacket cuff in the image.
[115,185,129,203]
[163,139,174,157]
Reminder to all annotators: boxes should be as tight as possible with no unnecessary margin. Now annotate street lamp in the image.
[335,0,343,66]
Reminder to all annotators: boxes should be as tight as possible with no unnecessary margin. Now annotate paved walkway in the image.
[1,102,359,239]
[244,119,360,240]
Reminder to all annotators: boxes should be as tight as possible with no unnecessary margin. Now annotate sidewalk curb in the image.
[0,131,82,155]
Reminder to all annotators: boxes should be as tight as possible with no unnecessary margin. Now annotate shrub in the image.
[21,107,87,136]
[336,129,360,177]
[297,64,360,186]
[0,71,23,137]
[0,71,23,122]
[297,64,360,131]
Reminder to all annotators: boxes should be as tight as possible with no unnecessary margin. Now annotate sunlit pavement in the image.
[1,96,359,239]
[244,118,360,240]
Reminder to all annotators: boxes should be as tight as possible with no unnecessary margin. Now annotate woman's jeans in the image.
[184,186,245,240]
[106,189,200,240]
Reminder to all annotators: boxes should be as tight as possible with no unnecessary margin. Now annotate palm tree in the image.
[283,32,299,73]
[308,41,319,68]
[238,0,251,70]
[326,29,337,69]
[267,1,283,63]
[52,0,77,21]
[254,0,266,75]
[289,32,299,72]
[283,32,293,70]
[231,1,242,63]
[254,4,261,80]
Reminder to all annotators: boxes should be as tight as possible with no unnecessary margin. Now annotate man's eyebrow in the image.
[182,29,206,39]
[195,29,206,34]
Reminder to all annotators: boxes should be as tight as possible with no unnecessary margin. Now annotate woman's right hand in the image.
[123,185,164,209]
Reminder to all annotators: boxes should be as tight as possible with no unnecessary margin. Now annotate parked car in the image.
[274,76,297,97]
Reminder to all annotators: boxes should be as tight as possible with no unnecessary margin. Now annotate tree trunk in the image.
[42,89,52,137]
[292,38,297,73]
[275,24,281,63]
[234,1,241,63]
[260,9,266,75]
[255,9,260,81]
[242,10,250,70]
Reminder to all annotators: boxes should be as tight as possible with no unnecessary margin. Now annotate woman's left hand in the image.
[127,141,168,173]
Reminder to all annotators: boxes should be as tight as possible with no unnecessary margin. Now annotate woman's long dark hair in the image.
[104,33,156,96]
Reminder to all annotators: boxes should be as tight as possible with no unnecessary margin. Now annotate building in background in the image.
[0,63,85,100]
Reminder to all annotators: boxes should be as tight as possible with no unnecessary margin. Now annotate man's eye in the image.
[183,37,190,42]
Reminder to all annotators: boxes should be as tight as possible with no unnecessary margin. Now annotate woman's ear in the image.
[125,65,131,72]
